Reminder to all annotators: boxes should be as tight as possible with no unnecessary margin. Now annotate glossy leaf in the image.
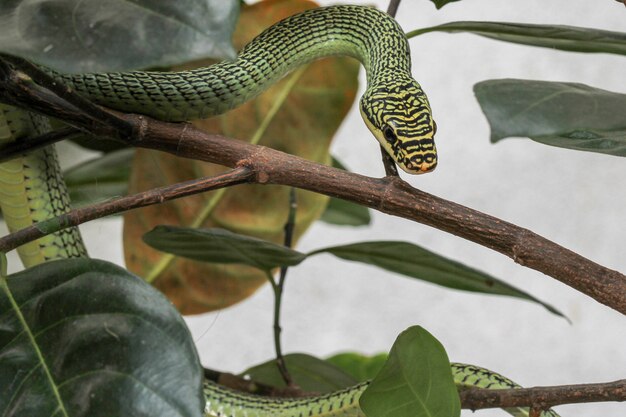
[0,258,203,417]
[360,326,460,417]
[64,148,134,206]
[320,157,371,226]
[123,0,359,314]
[320,197,372,226]
[0,0,238,72]
[310,241,565,317]
[242,353,357,392]
[143,226,307,270]
[408,22,626,56]
[429,0,463,9]
[475,79,626,156]
[326,352,388,382]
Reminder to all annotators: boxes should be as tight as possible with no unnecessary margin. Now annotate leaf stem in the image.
[271,188,298,387]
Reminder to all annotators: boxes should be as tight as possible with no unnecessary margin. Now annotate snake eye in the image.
[382,125,396,144]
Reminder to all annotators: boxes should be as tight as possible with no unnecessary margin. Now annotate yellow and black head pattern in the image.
[360,77,437,174]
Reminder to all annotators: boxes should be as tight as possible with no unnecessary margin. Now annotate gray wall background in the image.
[2,0,624,416]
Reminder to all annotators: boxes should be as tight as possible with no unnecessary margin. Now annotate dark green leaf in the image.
[143,226,307,270]
[320,197,371,226]
[65,148,133,206]
[0,0,238,72]
[360,326,460,417]
[475,79,626,156]
[326,353,388,382]
[408,22,626,56]
[0,258,203,417]
[320,157,371,227]
[242,353,358,392]
[310,241,565,317]
[429,0,463,9]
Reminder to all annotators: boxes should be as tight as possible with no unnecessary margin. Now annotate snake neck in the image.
[55,6,412,122]
[234,5,411,90]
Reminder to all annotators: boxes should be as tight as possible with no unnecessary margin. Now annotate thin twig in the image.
[379,146,400,176]
[204,367,315,398]
[0,167,254,253]
[386,0,402,16]
[273,187,298,387]
[0,127,81,162]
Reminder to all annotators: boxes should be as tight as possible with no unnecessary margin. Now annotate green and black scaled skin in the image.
[202,363,560,417]
[0,104,87,267]
[50,5,437,174]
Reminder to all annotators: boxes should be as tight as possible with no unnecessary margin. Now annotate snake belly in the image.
[0,104,87,266]
[1,5,555,417]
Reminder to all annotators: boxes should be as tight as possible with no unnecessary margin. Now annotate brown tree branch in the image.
[1,56,625,315]
[459,379,626,411]
[124,113,626,315]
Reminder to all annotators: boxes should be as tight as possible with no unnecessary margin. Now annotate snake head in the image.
[359,78,437,174]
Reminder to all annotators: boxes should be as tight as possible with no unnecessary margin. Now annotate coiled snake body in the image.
[0,5,557,417]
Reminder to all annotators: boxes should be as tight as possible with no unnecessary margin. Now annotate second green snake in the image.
[0,5,558,417]
[203,363,559,417]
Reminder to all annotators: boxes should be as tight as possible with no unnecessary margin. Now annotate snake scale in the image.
[0,5,558,417]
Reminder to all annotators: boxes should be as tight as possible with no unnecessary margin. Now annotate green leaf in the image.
[320,157,371,227]
[0,258,203,417]
[0,0,238,72]
[143,226,307,270]
[360,326,460,417]
[320,196,372,226]
[408,22,626,56]
[64,148,134,206]
[429,0,462,9]
[326,352,388,382]
[475,79,626,156]
[242,353,358,393]
[310,241,565,318]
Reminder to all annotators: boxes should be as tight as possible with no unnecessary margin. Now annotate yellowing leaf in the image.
[123,0,359,314]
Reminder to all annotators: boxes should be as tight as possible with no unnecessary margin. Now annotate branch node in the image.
[129,114,148,143]
[257,171,270,184]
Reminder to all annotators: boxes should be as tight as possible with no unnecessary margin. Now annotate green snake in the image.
[0,5,557,417]
[203,363,559,417]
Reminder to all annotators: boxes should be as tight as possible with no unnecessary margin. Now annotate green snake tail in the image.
[203,363,559,417]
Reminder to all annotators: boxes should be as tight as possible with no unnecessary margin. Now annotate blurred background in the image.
[2,0,624,415]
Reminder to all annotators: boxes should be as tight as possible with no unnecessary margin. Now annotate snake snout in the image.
[405,153,437,174]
